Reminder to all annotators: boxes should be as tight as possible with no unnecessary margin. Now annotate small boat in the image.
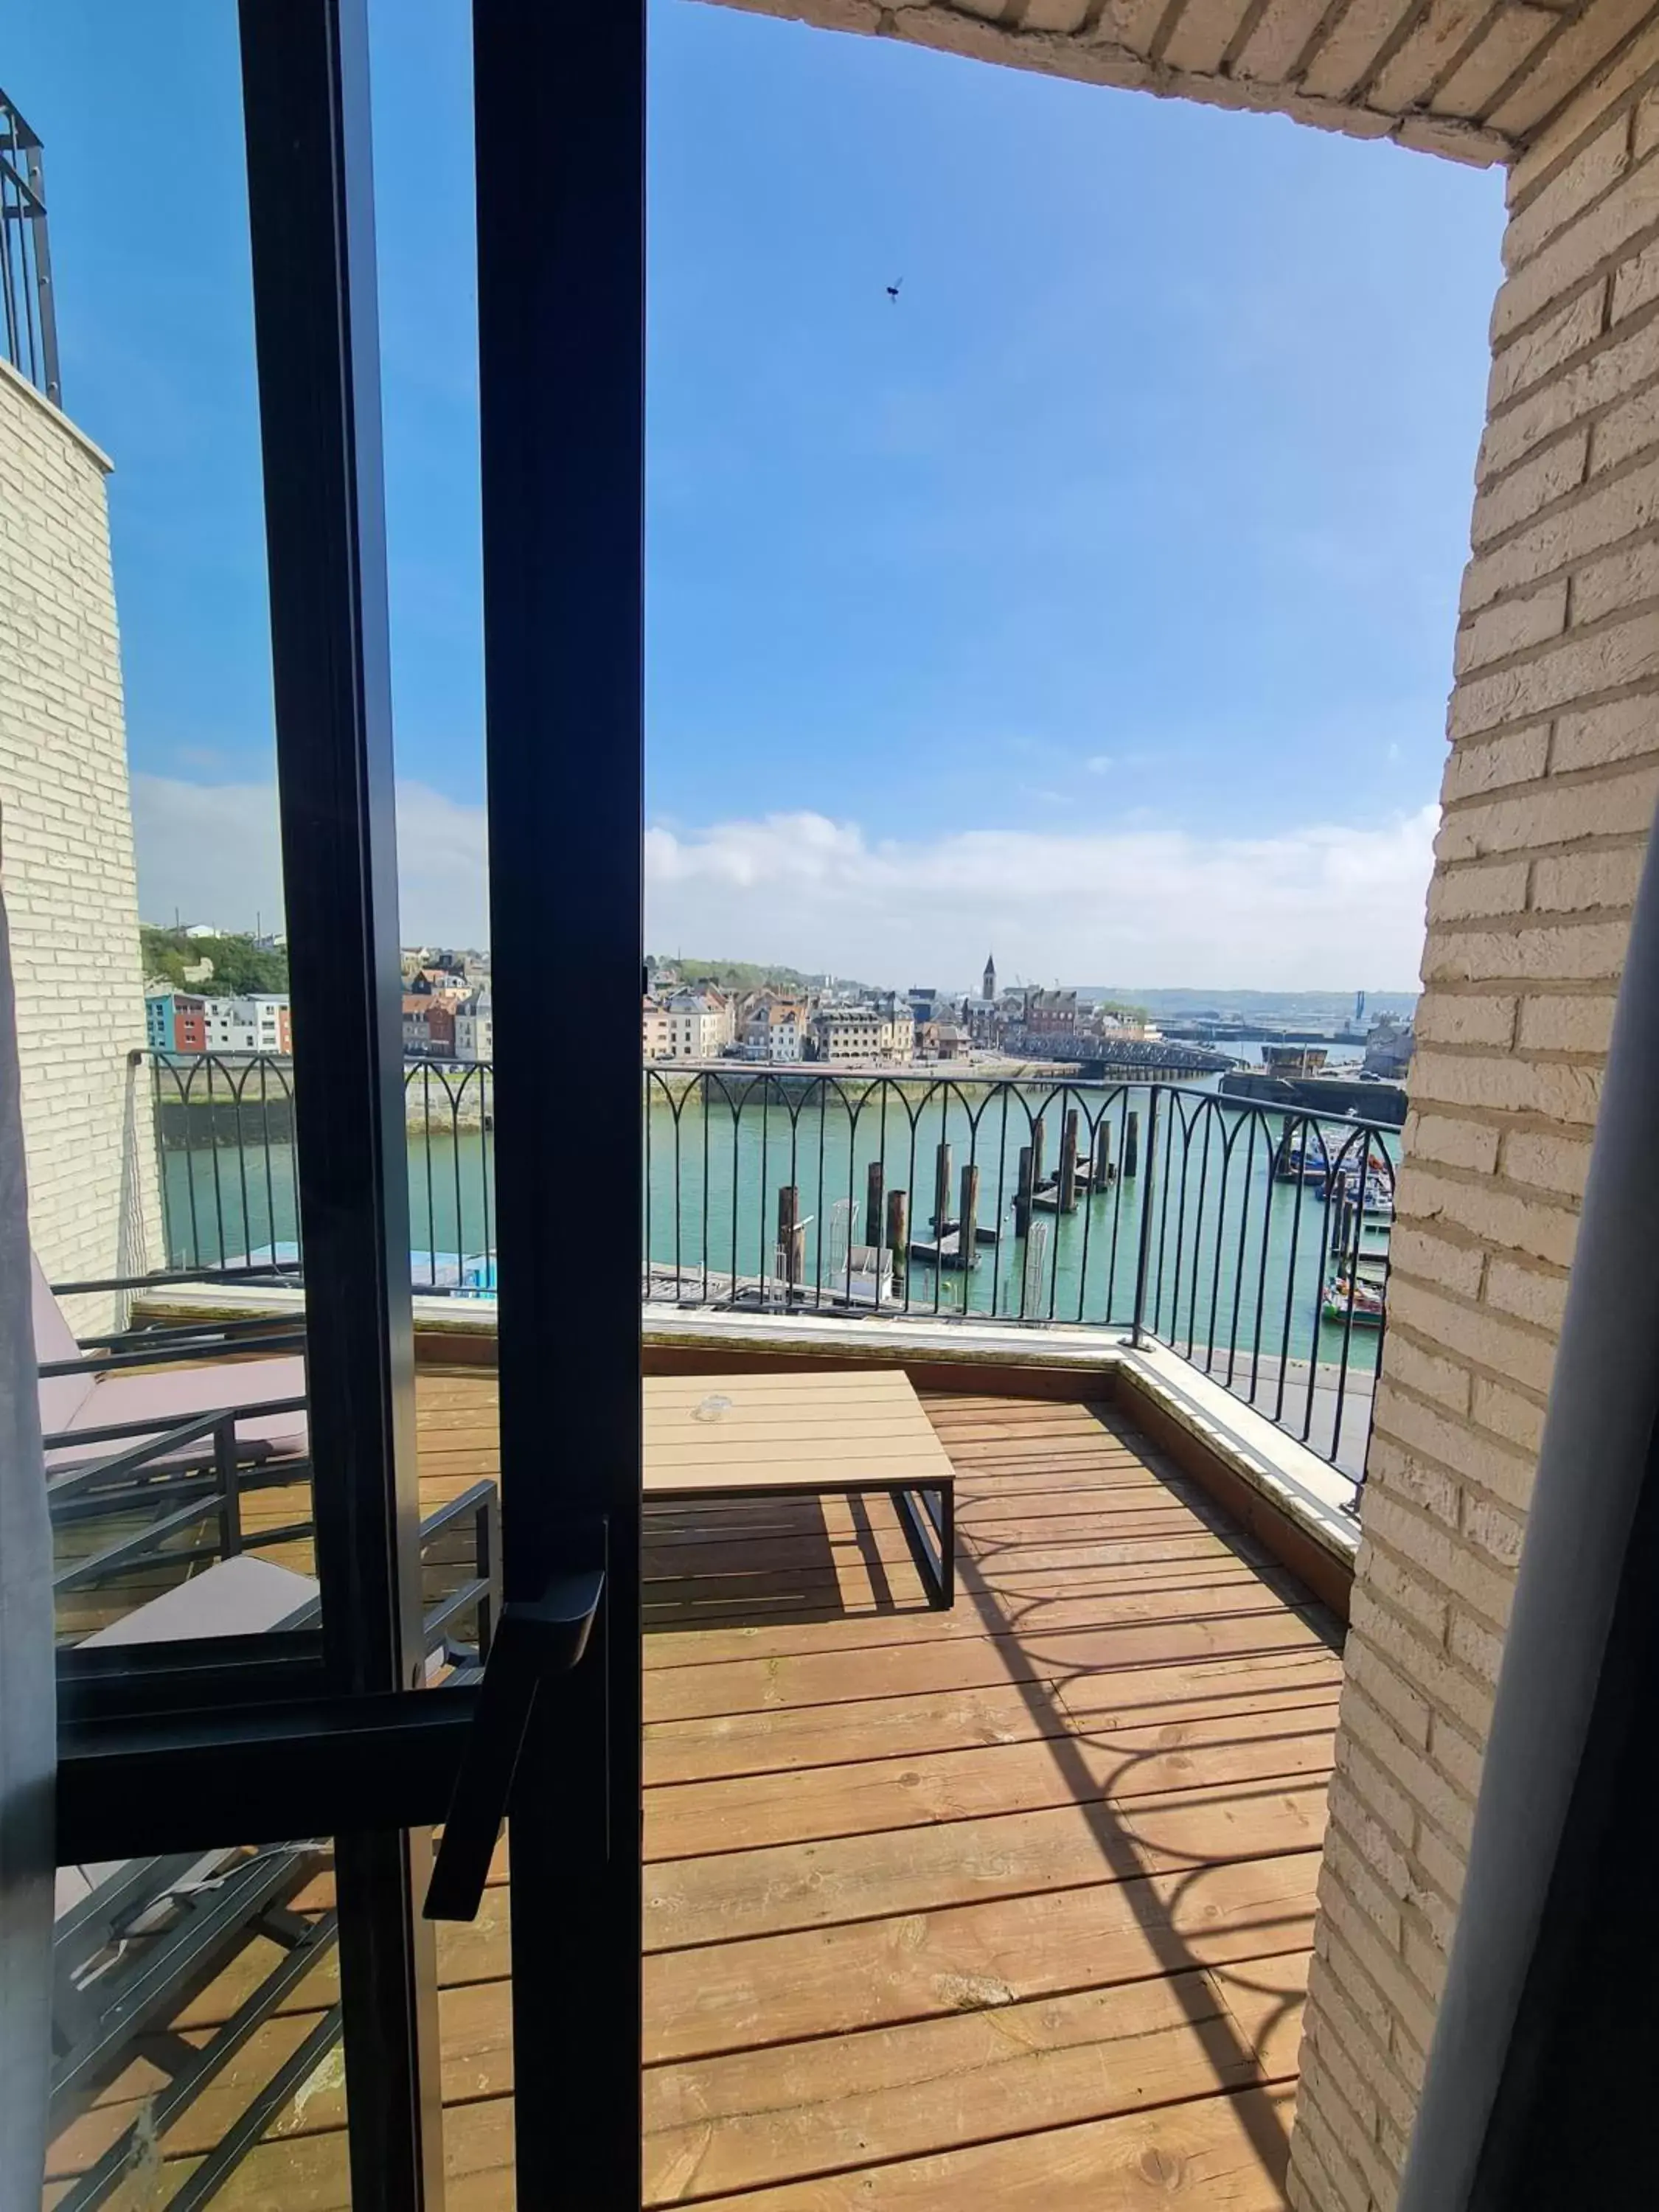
[1322,1270,1385,1326]
[1273,1141,1334,1187]
[1329,1166,1395,1218]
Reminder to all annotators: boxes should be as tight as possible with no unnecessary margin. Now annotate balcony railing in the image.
[1,87,60,406]
[150,1053,1396,1492]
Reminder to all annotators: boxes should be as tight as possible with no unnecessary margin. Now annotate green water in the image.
[159,1078,1393,1382]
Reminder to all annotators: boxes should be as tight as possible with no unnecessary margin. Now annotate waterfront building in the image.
[179,993,295,1055]
[810,1001,915,1065]
[1363,1012,1414,1079]
[145,990,207,1054]
[422,999,456,1057]
[740,992,806,1062]
[657,990,734,1060]
[641,993,670,1060]
[454,989,493,1062]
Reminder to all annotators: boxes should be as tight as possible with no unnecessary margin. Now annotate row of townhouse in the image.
[643,985,738,1060]
[145,990,292,1056]
[643,983,917,1066]
[402,986,493,1061]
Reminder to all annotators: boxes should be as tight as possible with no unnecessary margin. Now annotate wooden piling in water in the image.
[1058,1110,1079,1213]
[886,1189,908,1292]
[933,1141,953,1233]
[958,1162,979,1264]
[1093,1119,1113,1189]
[776,1184,804,1296]
[865,1159,885,1249]
[1031,1118,1046,1191]
[1124,1110,1140,1178]
[1015,1145,1033,1239]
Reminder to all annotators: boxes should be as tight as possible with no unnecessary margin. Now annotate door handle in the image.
[422,1568,605,1921]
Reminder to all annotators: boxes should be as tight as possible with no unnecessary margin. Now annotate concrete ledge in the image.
[0,350,114,473]
[1113,1342,1359,1621]
[639,1302,1131,1397]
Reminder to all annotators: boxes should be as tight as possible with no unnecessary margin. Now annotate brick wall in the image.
[1287,29,1659,2212]
[0,357,158,1331]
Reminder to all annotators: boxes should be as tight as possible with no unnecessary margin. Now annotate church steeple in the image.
[982,952,996,1002]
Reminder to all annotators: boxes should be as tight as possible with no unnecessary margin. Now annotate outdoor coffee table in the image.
[642,1368,956,1608]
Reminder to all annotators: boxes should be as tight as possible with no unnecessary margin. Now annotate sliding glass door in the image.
[49,3,645,2206]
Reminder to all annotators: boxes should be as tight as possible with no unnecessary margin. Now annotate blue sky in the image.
[7,1,1505,989]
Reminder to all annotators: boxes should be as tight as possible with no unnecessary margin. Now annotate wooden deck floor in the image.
[55,1372,1343,2211]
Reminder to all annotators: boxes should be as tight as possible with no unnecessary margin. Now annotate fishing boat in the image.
[1273,1138,1335,1187]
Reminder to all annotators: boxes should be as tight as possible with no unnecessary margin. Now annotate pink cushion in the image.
[81,1554,319,1644]
[32,1252,96,1436]
[46,1354,309,1471]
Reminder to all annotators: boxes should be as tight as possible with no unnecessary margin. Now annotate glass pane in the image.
[45,1835,351,2210]
[1,13,316,1657]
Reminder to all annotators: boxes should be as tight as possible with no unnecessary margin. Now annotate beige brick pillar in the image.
[1292,38,1659,2212]
[1287,36,1659,2212]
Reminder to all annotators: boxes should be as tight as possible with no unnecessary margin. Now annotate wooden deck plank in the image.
[643,1606,1336,1723]
[641,1551,1309,1662]
[171,1846,1321,2077]
[645,1543,1293,1653]
[678,2084,1298,2211]
[458,1372,1328,2205]
[644,1851,1321,2063]
[141,2084,1298,2212]
[644,1649,1342,1784]
[644,1705,1337,1860]
[646,1782,1332,1950]
[50,1371,1340,2210]
[642,1951,1310,2203]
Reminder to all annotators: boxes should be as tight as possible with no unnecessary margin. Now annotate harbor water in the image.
[158,1073,1395,1380]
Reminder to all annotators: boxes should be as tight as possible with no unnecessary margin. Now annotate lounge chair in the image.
[49,1557,338,2211]
[34,1254,308,1474]
[34,1256,315,1606]
[49,1510,500,2210]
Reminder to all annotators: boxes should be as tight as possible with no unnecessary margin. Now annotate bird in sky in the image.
[886,277,902,303]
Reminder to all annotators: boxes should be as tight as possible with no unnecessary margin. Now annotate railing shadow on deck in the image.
[636,1393,1342,2190]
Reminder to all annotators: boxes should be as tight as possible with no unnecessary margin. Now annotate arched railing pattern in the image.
[153,1053,1397,1489]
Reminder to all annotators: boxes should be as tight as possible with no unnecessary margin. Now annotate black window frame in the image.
[52,1,647,2205]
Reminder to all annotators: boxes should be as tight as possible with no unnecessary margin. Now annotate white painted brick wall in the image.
[0,358,158,1333]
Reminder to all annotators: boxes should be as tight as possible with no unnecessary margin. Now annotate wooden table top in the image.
[642,1368,956,1498]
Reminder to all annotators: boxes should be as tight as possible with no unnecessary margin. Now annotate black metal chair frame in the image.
[41,1272,312,1598]
[44,1274,501,2207]
[48,1481,500,2211]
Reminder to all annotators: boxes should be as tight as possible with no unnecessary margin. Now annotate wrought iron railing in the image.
[150,1053,1396,1491]
[1,88,60,406]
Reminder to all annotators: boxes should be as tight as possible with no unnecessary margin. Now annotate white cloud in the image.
[131,775,493,946]
[646,805,1439,989]
[134,773,1438,989]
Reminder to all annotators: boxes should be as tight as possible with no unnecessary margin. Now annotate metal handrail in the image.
[0,86,60,405]
[147,1048,1397,1490]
